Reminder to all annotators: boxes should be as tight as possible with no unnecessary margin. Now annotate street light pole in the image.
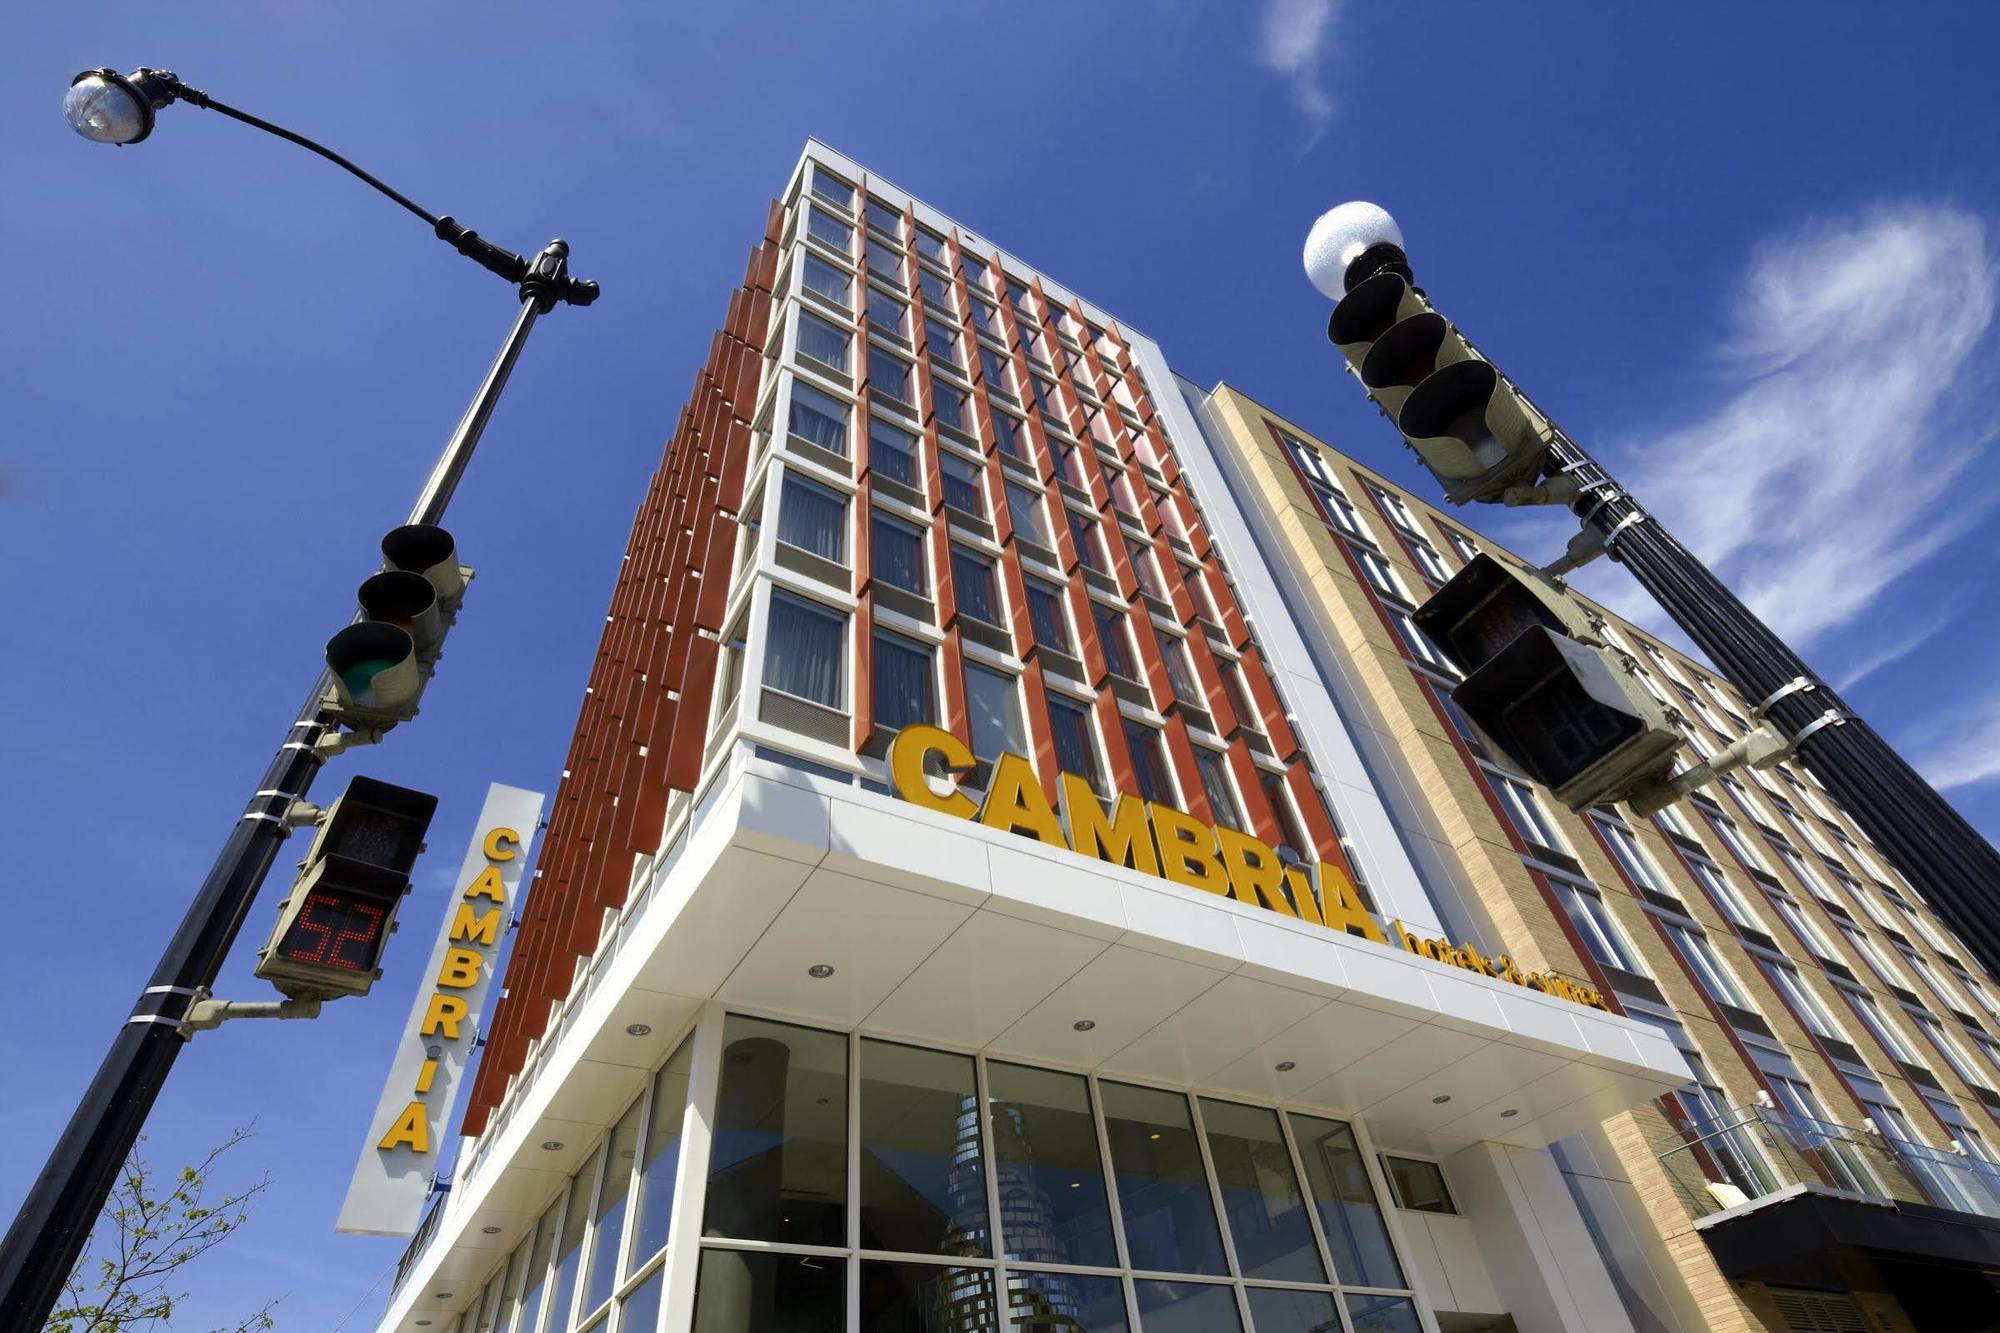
[1302,204,2000,981]
[0,71,598,1331]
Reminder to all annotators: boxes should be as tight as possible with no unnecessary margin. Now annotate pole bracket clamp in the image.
[1786,708,1852,749]
[1751,676,1818,720]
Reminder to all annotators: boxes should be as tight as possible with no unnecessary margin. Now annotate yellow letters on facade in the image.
[483,826,522,861]
[1060,775,1160,876]
[436,946,484,989]
[1214,827,1297,918]
[420,993,468,1039]
[977,753,1068,848]
[450,904,503,946]
[378,1101,430,1154]
[463,865,507,903]
[886,724,978,819]
[1149,802,1231,896]
[1319,863,1389,944]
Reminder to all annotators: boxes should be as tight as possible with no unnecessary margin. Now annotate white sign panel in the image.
[336,782,544,1236]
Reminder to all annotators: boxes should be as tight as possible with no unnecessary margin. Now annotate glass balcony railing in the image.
[1655,1103,2000,1225]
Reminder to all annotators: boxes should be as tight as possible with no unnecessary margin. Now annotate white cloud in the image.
[1257,0,1340,135]
[1609,203,1998,650]
[1913,683,2000,790]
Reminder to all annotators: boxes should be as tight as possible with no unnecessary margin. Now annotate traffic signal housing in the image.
[1327,270,1554,505]
[254,775,438,999]
[1415,555,1682,811]
[323,525,471,726]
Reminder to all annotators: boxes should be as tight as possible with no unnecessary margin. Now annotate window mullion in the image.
[973,1053,1014,1332]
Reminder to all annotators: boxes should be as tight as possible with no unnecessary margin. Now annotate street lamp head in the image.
[64,68,181,145]
[1304,201,1409,299]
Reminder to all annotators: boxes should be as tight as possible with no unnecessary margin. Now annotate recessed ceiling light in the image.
[541,1140,565,1152]
[433,1293,453,1300]
[416,1322,432,1328]
[481,1225,502,1235]
[1072,1019,1096,1032]
[626,1022,652,1037]
[1149,1132,1162,1141]
[1275,1060,1296,1072]
[808,963,835,979]
[1431,1094,1451,1105]
[1500,1108,1520,1118]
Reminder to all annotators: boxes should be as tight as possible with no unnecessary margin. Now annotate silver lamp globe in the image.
[64,68,178,145]
[1303,201,1405,299]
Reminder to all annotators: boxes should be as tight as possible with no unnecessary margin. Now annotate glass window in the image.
[872,630,935,735]
[1688,855,1759,930]
[1408,538,1452,584]
[1068,508,1106,573]
[1132,1280,1243,1333]
[1198,1099,1325,1283]
[1125,722,1174,806]
[691,1249,842,1333]
[941,453,985,517]
[1094,606,1135,679]
[870,419,918,488]
[1596,817,1664,892]
[1135,546,1170,603]
[859,1261,996,1331]
[1288,1113,1403,1288]
[800,254,850,305]
[1488,770,1566,853]
[796,311,850,371]
[809,169,854,210]
[918,267,955,313]
[1668,924,1753,1010]
[981,345,1014,396]
[1025,578,1071,652]
[511,1199,562,1333]
[866,197,902,236]
[986,1062,1118,1268]
[858,1040,989,1256]
[787,382,849,455]
[1181,564,1217,623]
[934,382,969,432]
[1227,666,1264,737]
[866,240,903,286]
[1381,1156,1455,1214]
[805,205,852,252]
[615,1268,663,1333]
[1245,1287,1344,1333]
[703,1015,848,1246]
[1196,751,1243,831]
[914,229,948,264]
[866,286,907,338]
[1163,638,1203,706]
[990,409,1026,462]
[580,1100,643,1316]
[925,317,962,368]
[630,1037,693,1266]
[952,548,999,625]
[1047,696,1101,790]
[1100,1082,1227,1275]
[544,1161,594,1333]
[964,663,1024,761]
[868,347,910,402]
[1006,1272,1128,1332]
[1346,1294,1425,1333]
[777,475,846,562]
[1354,544,1402,598]
[1552,880,1645,975]
[1844,988,1917,1064]
[872,512,928,595]
[1007,482,1048,546]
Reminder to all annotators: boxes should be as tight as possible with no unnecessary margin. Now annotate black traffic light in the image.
[1327,271,1554,505]
[323,525,471,725]
[253,775,438,999]
[1415,555,1681,811]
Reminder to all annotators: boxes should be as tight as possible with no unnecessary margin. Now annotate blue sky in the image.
[5,2,1999,1325]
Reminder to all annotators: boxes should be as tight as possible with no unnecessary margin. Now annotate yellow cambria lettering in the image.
[436,946,483,989]
[887,724,978,819]
[482,826,522,861]
[1060,774,1160,876]
[377,1101,430,1154]
[979,753,1068,848]
[1149,802,1230,896]
[1321,863,1388,944]
[449,904,502,946]
[1214,827,1297,918]
[420,993,468,1039]
[463,865,507,902]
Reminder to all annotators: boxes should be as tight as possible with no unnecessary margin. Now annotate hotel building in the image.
[368,144,1998,1333]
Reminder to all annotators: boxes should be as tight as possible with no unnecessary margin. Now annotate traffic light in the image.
[323,524,471,726]
[254,775,438,999]
[1414,555,1682,811]
[1326,268,1554,506]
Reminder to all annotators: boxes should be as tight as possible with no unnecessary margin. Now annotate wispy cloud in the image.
[1912,682,2000,790]
[1832,593,1965,690]
[1606,203,1998,650]
[1257,0,1341,137]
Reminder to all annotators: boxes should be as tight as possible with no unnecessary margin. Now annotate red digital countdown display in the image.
[275,887,388,973]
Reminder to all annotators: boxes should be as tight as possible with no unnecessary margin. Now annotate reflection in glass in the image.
[1244,1285,1343,1332]
[1006,1270,1130,1332]
[1131,1279,1244,1333]
[617,1265,663,1333]
[510,1198,561,1333]
[544,1157,596,1333]
[1199,1099,1325,1284]
[860,1259,999,1331]
[1100,1083,1227,1276]
[691,1248,843,1333]
[489,1243,523,1333]
[860,1040,991,1256]
[987,1062,1118,1269]
[1288,1114,1404,1289]
[703,1016,848,1246]
[1345,1292,1425,1333]
[582,1099,643,1314]
[631,1036,694,1265]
